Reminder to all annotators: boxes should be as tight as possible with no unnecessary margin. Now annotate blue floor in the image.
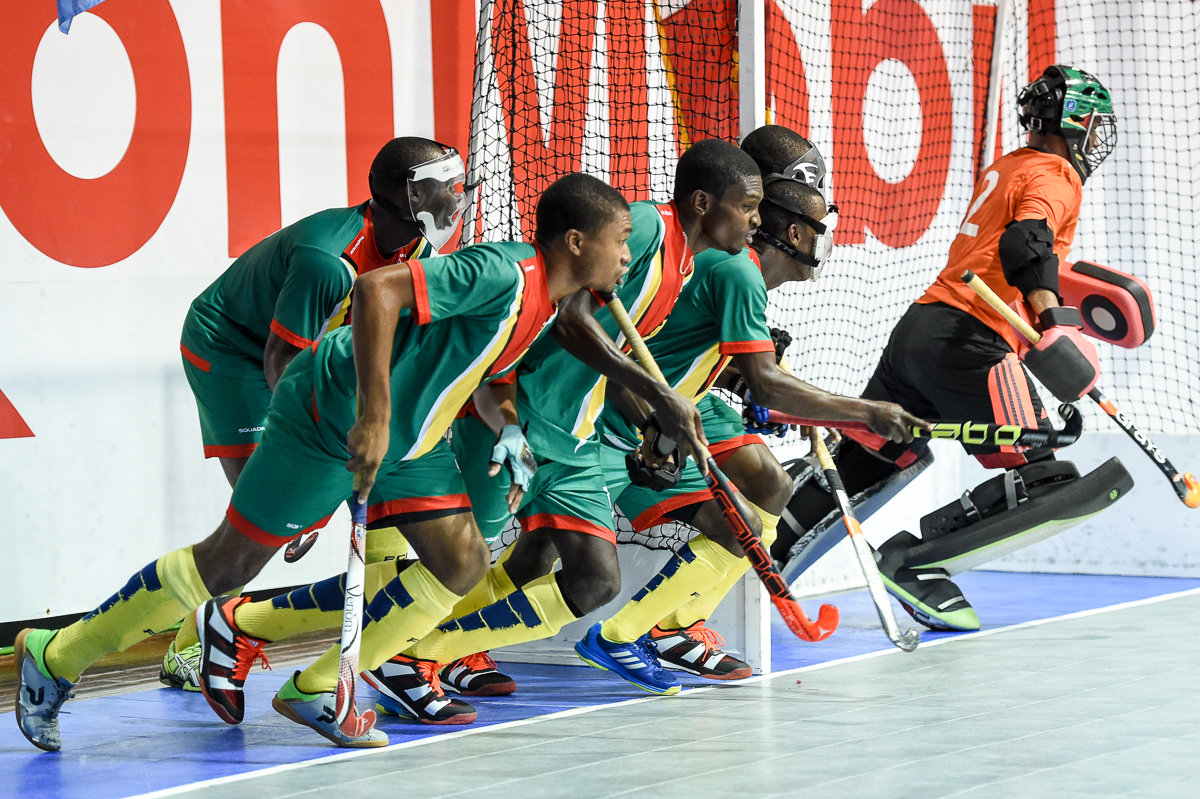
[4,571,1199,799]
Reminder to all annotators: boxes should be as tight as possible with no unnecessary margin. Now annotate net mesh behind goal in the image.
[466,0,1199,538]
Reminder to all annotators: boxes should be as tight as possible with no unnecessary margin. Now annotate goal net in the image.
[465,0,1200,561]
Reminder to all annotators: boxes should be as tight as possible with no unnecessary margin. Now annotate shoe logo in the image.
[317,707,336,724]
[25,686,44,705]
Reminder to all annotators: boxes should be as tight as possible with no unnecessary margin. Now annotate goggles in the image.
[370,145,469,251]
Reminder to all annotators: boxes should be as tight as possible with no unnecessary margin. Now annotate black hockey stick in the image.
[766,407,1083,449]
[602,292,838,642]
[963,270,1200,508]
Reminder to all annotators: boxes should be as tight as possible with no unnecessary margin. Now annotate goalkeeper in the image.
[773,65,1133,632]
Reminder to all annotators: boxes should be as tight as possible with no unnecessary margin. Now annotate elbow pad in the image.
[999,219,1060,299]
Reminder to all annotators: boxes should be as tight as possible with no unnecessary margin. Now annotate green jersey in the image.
[308,241,558,462]
[599,246,774,448]
[514,201,695,465]
[181,203,433,376]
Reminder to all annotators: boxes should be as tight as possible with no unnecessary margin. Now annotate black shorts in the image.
[852,302,1051,469]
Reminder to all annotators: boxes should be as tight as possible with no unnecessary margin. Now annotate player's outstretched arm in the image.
[733,351,929,444]
[345,263,417,499]
[551,288,708,463]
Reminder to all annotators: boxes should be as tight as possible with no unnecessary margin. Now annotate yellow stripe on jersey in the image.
[673,345,726,404]
[402,263,526,460]
[569,229,668,440]
[323,256,359,333]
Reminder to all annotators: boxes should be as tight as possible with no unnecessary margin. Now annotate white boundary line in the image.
[126,585,1200,799]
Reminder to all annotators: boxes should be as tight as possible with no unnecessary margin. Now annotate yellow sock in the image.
[662,504,779,630]
[234,562,397,642]
[173,583,243,650]
[366,526,408,564]
[408,572,577,663]
[295,562,460,694]
[445,545,517,621]
[47,547,211,682]
[601,534,743,644]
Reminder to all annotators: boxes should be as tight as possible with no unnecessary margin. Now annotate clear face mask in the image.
[370,148,468,252]
[755,173,837,281]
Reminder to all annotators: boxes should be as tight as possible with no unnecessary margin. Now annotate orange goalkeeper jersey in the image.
[918,148,1082,352]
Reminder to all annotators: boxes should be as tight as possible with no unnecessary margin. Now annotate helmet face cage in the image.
[1018,65,1117,183]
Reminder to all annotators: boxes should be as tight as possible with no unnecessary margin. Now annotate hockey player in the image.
[13,173,633,750]
[772,65,1133,632]
[370,140,770,712]
[159,137,462,691]
[165,142,754,730]
[571,131,928,693]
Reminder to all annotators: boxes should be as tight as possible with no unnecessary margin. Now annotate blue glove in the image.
[490,424,538,491]
[742,392,788,438]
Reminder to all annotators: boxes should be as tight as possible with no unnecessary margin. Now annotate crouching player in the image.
[13,173,632,750]
[772,65,1133,632]
[573,134,927,694]
[160,136,456,691]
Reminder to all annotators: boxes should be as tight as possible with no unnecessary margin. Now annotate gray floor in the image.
[179,593,1200,799]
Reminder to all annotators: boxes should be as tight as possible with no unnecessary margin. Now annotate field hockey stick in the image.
[962,269,1200,508]
[808,428,919,651]
[602,292,838,642]
[334,474,377,737]
[765,408,1083,449]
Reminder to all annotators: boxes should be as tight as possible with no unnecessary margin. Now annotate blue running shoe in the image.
[574,623,681,695]
[14,628,75,752]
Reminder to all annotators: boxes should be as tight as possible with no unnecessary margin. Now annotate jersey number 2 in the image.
[959,170,999,237]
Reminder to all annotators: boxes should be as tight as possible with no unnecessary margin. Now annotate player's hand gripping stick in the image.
[962,269,1200,508]
[602,292,838,642]
[808,428,920,651]
[765,408,1083,449]
[334,476,378,738]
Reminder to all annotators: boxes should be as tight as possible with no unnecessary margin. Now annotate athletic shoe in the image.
[876,532,981,632]
[574,622,681,695]
[439,652,517,697]
[648,622,752,680]
[158,640,202,692]
[363,654,477,724]
[13,628,76,752]
[196,596,270,724]
[272,671,389,748]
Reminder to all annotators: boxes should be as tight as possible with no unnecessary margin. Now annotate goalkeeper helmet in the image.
[1018,65,1117,184]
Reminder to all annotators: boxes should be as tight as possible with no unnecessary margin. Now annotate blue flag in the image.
[57,0,107,33]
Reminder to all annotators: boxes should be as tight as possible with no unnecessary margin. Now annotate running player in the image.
[773,65,1130,632]
[160,137,463,691]
[13,172,632,751]
[374,139,767,713]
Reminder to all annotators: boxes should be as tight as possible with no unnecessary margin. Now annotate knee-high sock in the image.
[661,503,779,631]
[295,562,460,694]
[172,583,244,650]
[443,544,518,622]
[366,525,408,564]
[600,534,742,645]
[407,573,577,663]
[233,562,398,643]
[46,547,211,683]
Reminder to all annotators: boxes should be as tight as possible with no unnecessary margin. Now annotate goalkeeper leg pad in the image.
[903,457,1133,576]
[777,449,934,585]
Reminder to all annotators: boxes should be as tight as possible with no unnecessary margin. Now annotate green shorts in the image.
[227,365,469,545]
[452,414,616,544]
[601,394,762,531]
[182,351,271,459]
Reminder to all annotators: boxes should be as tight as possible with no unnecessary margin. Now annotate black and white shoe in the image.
[648,622,752,680]
[439,652,517,696]
[363,654,477,725]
